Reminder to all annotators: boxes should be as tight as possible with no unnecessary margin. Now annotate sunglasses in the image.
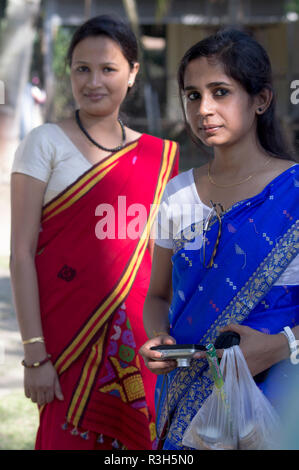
[202,201,224,269]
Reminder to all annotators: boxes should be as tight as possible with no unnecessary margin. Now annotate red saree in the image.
[34,134,179,450]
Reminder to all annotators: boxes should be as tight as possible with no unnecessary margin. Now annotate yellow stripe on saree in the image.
[56,141,177,425]
[42,141,139,222]
[54,140,177,375]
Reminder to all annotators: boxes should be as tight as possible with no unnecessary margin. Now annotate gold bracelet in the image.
[22,336,45,345]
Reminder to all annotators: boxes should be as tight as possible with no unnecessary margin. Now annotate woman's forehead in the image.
[72,35,125,62]
[183,57,234,89]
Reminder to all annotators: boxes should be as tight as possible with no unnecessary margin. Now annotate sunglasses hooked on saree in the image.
[202,200,224,269]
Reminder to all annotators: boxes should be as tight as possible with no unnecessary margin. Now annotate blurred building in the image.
[42,0,299,164]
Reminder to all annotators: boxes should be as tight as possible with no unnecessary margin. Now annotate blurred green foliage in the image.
[286,0,299,13]
[51,26,75,121]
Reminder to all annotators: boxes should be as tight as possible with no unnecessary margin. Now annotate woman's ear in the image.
[128,62,140,88]
[255,87,273,115]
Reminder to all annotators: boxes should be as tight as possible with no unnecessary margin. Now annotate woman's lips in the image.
[201,125,222,134]
[85,93,107,101]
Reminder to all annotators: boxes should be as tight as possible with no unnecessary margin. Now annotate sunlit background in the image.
[0,0,298,449]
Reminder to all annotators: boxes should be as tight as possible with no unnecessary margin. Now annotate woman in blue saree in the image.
[139,29,299,450]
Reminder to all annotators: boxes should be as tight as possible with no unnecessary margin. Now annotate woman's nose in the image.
[197,95,214,116]
[87,71,102,88]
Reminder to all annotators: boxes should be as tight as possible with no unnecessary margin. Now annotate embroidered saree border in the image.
[67,324,108,427]
[60,140,178,427]
[158,219,299,445]
[201,219,299,344]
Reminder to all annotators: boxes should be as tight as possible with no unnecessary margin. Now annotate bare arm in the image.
[10,174,46,346]
[10,173,63,404]
[194,323,299,376]
[143,245,173,338]
[139,245,177,374]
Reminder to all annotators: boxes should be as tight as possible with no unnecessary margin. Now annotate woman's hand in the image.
[139,334,178,375]
[194,323,289,377]
[24,361,64,406]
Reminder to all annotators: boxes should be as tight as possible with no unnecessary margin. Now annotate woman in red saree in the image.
[10,15,179,450]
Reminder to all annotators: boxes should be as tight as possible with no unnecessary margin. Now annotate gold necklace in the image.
[208,158,272,188]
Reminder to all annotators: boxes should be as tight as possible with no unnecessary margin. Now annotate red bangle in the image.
[21,354,52,368]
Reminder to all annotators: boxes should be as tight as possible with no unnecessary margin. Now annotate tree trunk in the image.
[0,0,41,181]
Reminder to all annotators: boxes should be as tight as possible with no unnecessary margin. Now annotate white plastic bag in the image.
[232,345,280,450]
[183,345,238,450]
[182,345,280,450]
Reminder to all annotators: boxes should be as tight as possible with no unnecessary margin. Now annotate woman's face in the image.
[70,35,139,117]
[183,56,260,148]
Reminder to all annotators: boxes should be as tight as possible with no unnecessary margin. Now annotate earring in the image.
[257,107,263,114]
[128,80,133,87]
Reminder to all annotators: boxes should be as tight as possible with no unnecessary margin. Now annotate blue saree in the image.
[155,165,299,450]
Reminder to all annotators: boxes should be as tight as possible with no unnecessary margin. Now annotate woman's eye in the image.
[187,91,201,101]
[214,88,229,97]
[103,67,116,73]
[77,66,89,73]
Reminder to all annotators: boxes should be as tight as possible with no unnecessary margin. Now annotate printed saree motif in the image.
[35,134,178,450]
[156,165,299,450]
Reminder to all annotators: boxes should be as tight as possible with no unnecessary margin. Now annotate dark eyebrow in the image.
[72,60,118,66]
[184,81,232,91]
[72,60,90,65]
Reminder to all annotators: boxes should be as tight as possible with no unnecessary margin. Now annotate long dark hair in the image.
[67,14,138,70]
[178,29,295,161]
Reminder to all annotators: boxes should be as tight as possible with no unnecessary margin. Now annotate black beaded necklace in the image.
[75,109,126,152]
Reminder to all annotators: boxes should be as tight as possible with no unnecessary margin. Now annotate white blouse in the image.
[11,123,92,205]
[155,169,299,286]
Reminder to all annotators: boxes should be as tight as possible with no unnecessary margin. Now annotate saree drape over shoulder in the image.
[156,165,299,450]
[34,134,178,450]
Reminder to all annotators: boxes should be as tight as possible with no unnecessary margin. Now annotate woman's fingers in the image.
[37,389,47,406]
[24,386,31,399]
[24,364,64,405]
[54,376,64,401]
[29,390,38,403]
[220,323,251,337]
[139,335,178,375]
[147,359,177,375]
[45,388,54,404]
[26,386,53,405]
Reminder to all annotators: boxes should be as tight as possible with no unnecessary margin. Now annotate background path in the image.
[0,181,38,449]
[0,181,23,396]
